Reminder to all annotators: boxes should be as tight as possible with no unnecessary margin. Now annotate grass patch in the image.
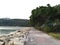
[49,33,60,40]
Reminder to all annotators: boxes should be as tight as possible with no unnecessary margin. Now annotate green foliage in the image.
[0,19,30,26]
[43,25,51,32]
[30,4,60,32]
[35,27,41,30]
[52,25,60,32]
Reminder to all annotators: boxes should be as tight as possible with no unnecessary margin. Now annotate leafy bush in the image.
[52,25,60,32]
[43,25,51,32]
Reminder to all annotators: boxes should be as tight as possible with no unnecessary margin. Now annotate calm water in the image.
[0,26,27,34]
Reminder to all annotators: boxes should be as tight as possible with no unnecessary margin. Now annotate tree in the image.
[30,4,60,32]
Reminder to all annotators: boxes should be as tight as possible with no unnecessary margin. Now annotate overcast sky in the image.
[0,0,60,19]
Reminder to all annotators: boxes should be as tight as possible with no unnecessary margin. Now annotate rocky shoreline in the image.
[0,28,30,45]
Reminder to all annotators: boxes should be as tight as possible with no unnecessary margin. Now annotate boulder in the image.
[0,42,5,45]
[0,39,5,45]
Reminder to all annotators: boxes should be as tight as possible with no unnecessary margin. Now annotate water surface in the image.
[0,26,27,34]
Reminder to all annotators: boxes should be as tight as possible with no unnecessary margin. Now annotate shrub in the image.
[52,25,60,32]
[43,25,51,32]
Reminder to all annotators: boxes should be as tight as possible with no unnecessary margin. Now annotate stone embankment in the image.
[0,28,30,45]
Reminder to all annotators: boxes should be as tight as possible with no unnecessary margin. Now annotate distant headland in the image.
[0,18,30,26]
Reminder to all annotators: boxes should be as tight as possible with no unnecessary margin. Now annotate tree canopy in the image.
[30,4,60,32]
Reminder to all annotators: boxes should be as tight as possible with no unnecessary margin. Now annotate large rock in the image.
[0,42,5,45]
[0,39,5,45]
[8,38,24,45]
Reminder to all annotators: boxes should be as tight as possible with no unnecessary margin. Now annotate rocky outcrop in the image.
[0,29,30,45]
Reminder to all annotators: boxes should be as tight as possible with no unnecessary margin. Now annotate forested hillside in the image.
[0,18,30,26]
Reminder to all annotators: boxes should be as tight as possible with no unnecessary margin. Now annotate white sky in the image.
[0,0,60,19]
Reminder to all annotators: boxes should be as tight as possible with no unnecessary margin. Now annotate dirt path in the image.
[25,28,60,45]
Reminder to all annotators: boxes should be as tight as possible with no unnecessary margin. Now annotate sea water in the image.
[0,26,27,34]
